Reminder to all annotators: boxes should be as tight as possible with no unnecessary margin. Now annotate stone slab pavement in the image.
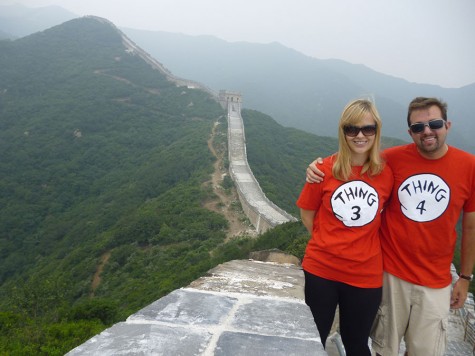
[66,259,473,355]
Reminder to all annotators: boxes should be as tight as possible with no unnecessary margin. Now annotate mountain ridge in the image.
[122,27,475,152]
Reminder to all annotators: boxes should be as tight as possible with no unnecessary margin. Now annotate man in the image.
[306,97,475,355]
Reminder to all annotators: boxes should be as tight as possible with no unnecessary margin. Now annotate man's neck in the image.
[417,143,449,160]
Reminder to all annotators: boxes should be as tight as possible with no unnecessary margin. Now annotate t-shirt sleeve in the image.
[296,158,331,211]
[296,181,323,211]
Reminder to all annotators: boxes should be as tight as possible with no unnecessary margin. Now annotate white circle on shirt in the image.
[398,174,450,222]
[331,180,379,227]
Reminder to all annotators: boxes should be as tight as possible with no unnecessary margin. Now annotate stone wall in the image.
[225,95,297,234]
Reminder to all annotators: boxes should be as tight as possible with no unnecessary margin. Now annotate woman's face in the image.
[343,112,376,157]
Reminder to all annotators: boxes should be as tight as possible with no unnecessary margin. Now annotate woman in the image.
[296,99,393,355]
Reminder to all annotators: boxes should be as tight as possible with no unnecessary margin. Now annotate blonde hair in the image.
[332,99,384,181]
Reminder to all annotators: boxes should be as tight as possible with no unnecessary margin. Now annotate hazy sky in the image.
[5,0,475,88]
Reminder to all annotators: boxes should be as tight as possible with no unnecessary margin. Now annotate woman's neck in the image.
[350,153,369,166]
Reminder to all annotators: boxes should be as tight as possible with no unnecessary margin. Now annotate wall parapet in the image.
[225,95,297,234]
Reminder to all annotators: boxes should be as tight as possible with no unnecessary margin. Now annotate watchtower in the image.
[218,90,242,111]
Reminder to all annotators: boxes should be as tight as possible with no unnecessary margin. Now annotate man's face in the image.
[407,105,451,159]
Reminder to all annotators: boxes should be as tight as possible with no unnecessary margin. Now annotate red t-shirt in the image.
[296,156,394,288]
[381,144,475,288]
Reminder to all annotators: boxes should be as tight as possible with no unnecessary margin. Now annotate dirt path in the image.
[203,120,257,240]
[90,251,111,297]
[89,116,255,294]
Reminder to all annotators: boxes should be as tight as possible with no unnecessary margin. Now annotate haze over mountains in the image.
[123,27,475,152]
[0,3,76,38]
[1,3,474,153]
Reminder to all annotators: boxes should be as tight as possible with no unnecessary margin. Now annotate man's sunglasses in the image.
[343,125,377,137]
[409,119,445,134]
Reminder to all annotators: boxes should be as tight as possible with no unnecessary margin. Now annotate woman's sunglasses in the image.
[343,125,377,137]
[409,119,445,134]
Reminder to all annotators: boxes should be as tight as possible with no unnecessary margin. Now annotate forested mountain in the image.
[0,16,225,287]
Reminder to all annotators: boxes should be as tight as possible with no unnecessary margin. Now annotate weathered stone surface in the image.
[188,259,305,299]
[68,260,474,356]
